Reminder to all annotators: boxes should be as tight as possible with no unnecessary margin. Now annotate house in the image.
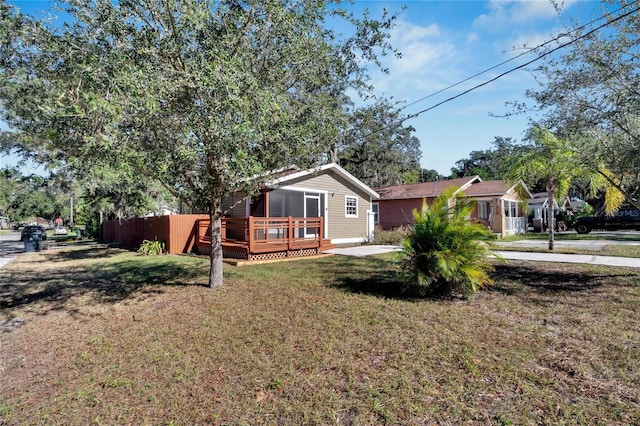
[197,163,379,260]
[374,176,531,237]
[103,163,379,261]
[527,192,573,231]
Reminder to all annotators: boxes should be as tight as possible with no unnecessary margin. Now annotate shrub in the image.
[372,225,411,245]
[399,187,499,297]
[137,239,166,256]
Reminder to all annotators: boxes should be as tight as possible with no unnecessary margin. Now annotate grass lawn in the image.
[1,245,639,425]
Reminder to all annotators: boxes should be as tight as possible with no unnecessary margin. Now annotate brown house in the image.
[374,176,531,237]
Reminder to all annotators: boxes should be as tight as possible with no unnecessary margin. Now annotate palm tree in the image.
[399,187,498,297]
[510,127,624,250]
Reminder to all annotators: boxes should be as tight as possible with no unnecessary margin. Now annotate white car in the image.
[53,226,68,235]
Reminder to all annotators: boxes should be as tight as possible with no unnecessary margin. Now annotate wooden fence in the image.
[101,214,209,254]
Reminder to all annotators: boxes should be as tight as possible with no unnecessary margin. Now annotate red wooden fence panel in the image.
[101,214,209,254]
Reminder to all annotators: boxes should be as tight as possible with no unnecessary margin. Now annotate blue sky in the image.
[354,0,607,175]
[2,0,607,176]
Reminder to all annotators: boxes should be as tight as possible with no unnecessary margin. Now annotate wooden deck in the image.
[197,216,335,261]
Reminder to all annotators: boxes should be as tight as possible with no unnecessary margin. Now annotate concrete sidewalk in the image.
[324,245,640,268]
[495,251,640,268]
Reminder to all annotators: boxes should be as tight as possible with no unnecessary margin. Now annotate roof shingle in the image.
[375,176,479,200]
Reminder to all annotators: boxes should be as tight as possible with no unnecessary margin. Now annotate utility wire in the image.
[356,0,640,141]
[404,1,640,121]
[401,1,635,110]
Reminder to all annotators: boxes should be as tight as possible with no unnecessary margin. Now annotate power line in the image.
[404,1,640,121]
[356,0,640,142]
[401,1,635,110]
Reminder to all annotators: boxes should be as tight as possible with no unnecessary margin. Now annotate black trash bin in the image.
[24,234,41,252]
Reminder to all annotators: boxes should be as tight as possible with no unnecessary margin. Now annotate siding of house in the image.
[281,170,371,241]
[378,198,430,230]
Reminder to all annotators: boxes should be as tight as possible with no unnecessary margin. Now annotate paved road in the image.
[0,231,24,269]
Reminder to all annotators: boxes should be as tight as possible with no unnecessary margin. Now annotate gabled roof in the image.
[375,176,481,200]
[269,163,379,199]
[464,179,533,199]
[528,192,571,210]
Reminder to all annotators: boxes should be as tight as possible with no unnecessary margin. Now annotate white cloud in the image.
[391,22,441,45]
[473,0,576,30]
[508,30,557,51]
[369,19,457,98]
[466,32,479,44]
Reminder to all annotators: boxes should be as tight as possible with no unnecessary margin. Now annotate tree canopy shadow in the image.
[0,250,208,322]
[320,256,440,300]
[488,261,640,304]
[43,244,126,262]
[318,256,640,302]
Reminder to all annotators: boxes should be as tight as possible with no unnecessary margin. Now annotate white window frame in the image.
[345,195,358,218]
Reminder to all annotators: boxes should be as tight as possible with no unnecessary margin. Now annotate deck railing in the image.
[198,216,323,254]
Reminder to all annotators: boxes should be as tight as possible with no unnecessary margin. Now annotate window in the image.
[478,202,488,220]
[345,196,358,218]
[372,202,379,223]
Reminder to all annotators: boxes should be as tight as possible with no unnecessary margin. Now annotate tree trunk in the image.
[329,141,338,164]
[208,206,224,288]
[547,188,555,251]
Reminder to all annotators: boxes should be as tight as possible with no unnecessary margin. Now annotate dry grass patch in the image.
[1,245,639,425]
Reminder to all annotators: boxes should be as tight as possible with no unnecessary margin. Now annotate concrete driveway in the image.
[324,245,402,257]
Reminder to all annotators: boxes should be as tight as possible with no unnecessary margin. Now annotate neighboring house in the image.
[374,176,531,237]
[527,192,573,232]
[463,179,531,236]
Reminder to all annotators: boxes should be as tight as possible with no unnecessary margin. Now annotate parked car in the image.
[574,207,640,234]
[20,225,47,241]
[53,226,68,235]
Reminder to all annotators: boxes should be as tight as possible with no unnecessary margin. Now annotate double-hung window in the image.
[345,196,358,218]
[372,202,379,223]
[478,201,489,220]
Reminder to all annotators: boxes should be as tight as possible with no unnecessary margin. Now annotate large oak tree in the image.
[0,0,397,287]
[331,99,422,188]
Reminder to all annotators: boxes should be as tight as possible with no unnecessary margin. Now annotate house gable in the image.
[463,179,532,201]
[274,166,375,242]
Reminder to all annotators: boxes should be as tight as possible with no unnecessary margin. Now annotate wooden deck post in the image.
[247,216,254,257]
[288,216,293,251]
[221,218,226,241]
